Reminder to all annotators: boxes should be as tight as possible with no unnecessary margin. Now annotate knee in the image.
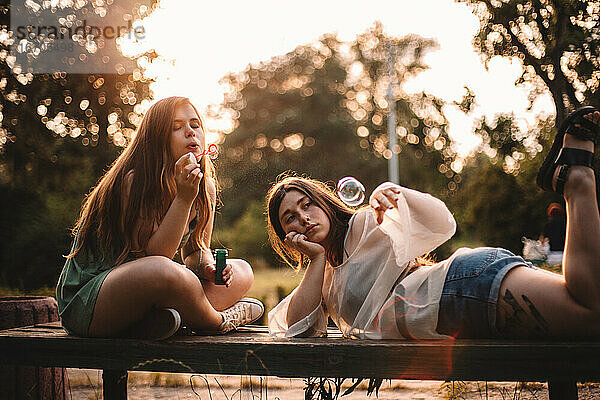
[565,167,596,194]
[143,256,197,293]
[144,256,178,277]
[144,255,174,268]
[231,259,254,290]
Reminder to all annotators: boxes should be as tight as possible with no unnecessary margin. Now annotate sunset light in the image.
[121,0,555,156]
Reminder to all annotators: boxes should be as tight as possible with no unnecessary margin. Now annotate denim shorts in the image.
[436,247,535,338]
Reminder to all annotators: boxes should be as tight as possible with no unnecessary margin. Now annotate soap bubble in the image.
[337,177,365,207]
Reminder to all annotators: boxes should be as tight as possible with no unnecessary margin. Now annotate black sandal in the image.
[536,106,599,194]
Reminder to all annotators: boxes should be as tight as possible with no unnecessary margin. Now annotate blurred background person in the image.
[540,203,566,267]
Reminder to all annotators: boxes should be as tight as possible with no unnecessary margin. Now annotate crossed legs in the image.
[88,256,253,337]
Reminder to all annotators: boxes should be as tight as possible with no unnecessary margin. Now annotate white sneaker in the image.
[133,307,181,340]
[217,297,264,333]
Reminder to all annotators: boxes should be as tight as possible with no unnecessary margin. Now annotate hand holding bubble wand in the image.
[183,143,219,163]
[182,143,220,173]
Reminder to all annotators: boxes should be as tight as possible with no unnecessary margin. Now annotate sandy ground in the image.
[64,368,600,399]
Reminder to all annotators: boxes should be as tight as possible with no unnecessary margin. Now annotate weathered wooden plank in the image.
[2,325,600,382]
[0,324,597,381]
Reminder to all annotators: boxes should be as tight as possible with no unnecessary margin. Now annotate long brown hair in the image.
[68,96,217,266]
[266,174,356,269]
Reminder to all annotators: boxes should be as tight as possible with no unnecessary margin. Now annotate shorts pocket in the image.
[445,248,498,281]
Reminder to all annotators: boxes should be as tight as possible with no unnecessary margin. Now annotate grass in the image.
[247,267,303,321]
[0,285,56,297]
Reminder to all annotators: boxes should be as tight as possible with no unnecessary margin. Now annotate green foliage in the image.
[457,0,600,124]
[453,161,522,253]
[213,200,277,268]
[215,24,459,241]
[449,118,559,254]
[448,1,600,254]
[1,0,596,290]
[0,1,154,288]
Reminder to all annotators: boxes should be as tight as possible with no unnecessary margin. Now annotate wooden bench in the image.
[1,322,598,399]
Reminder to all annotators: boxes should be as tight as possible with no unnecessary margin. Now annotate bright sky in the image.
[128,0,555,156]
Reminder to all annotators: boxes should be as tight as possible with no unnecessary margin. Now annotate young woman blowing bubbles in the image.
[266,107,600,340]
[56,96,263,340]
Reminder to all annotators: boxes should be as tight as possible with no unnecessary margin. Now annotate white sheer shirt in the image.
[268,183,460,339]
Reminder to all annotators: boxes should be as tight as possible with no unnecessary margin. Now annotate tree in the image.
[448,0,599,256]
[215,24,460,232]
[449,115,559,254]
[0,0,155,288]
[211,25,465,265]
[458,0,600,126]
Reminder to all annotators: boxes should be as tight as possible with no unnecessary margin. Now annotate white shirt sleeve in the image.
[370,182,456,264]
[268,287,328,338]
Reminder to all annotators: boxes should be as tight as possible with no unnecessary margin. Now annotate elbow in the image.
[449,215,457,236]
[286,306,305,329]
[286,311,298,329]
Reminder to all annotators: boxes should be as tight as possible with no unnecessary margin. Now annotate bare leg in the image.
[497,112,600,338]
[202,258,254,311]
[560,135,600,308]
[88,256,223,337]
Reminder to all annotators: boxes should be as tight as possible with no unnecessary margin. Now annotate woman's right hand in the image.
[174,153,204,204]
[370,184,402,224]
[284,231,325,260]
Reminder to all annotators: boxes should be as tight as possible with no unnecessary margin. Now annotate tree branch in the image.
[505,22,551,91]
[531,0,550,44]
[553,4,581,111]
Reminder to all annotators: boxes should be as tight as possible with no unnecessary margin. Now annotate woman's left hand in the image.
[370,185,402,224]
[200,262,233,287]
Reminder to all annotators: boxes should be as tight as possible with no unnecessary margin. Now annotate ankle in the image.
[564,132,595,153]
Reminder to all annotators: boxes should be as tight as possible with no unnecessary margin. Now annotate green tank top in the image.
[56,212,198,336]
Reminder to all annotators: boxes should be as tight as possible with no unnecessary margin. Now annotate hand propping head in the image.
[284,231,325,261]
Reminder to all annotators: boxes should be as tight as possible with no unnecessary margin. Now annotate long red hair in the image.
[68,96,217,266]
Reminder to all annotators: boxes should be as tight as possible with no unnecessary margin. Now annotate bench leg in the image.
[103,369,128,400]
[548,380,577,400]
